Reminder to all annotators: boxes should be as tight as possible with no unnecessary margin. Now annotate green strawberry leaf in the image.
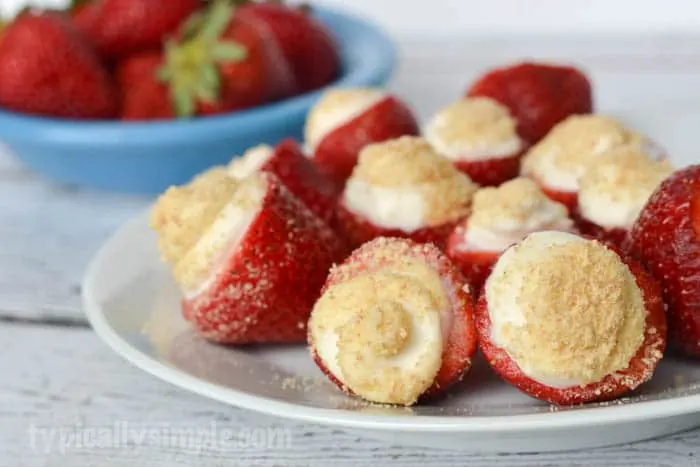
[201,0,235,40]
[212,42,248,63]
[173,86,196,118]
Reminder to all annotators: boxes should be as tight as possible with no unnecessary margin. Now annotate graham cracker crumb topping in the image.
[426,97,519,149]
[469,178,570,230]
[309,244,448,406]
[488,233,646,385]
[349,136,478,225]
[522,115,647,179]
[579,147,674,207]
[150,172,266,292]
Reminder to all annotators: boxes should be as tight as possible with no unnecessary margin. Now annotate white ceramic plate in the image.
[83,111,700,454]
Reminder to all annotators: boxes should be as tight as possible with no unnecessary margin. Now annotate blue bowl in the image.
[0,8,396,194]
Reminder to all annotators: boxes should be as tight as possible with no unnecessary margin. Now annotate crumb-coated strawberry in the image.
[228,140,341,225]
[476,231,666,405]
[467,62,593,144]
[336,137,477,250]
[628,165,700,357]
[151,170,346,345]
[308,237,477,405]
[446,224,499,292]
[305,89,420,186]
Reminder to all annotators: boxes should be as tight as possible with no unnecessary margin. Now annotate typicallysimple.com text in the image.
[27,421,293,454]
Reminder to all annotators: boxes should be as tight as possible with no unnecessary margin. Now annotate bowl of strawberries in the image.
[0,0,396,194]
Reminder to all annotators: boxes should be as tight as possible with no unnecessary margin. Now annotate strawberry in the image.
[446,224,499,292]
[117,51,174,120]
[336,203,461,252]
[228,139,341,225]
[628,165,700,358]
[180,172,346,344]
[453,152,523,187]
[236,2,339,93]
[308,237,477,405]
[476,233,666,405]
[72,0,200,60]
[572,209,628,249]
[305,89,420,186]
[0,11,118,119]
[157,0,294,118]
[467,62,593,144]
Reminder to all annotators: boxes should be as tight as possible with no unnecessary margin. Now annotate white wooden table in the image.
[4,35,700,466]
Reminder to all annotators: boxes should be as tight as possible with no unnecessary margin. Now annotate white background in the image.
[4,0,700,36]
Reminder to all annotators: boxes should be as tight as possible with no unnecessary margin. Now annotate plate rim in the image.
[82,210,700,433]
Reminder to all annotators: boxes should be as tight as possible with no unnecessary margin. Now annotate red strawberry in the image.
[308,237,477,405]
[306,90,420,186]
[628,165,700,358]
[477,234,666,405]
[336,203,460,252]
[236,2,339,93]
[531,176,578,213]
[72,0,200,60]
[446,224,499,292]
[157,1,294,118]
[228,139,341,225]
[572,208,628,249]
[467,62,593,144]
[453,153,523,187]
[181,172,346,344]
[117,51,174,120]
[0,12,118,119]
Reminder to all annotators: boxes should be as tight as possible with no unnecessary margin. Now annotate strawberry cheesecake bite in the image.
[424,98,527,186]
[447,178,574,291]
[477,231,666,405]
[304,88,420,186]
[308,237,477,406]
[227,139,340,224]
[150,169,346,345]
[466,61,593,144]
[336,136,478,250]
[629,165,700,358]
[575,148,674,248]
[521,115,661,211]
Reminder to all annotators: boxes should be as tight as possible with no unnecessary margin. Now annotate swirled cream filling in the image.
[304,88,385,153]
[343,136,478,231]
[521,115,658,192]
[485,231,646,388]
[425,97,523,161]
[578,147,674,229]
[460,178,574,252]
[309,259,450,405]
[150,171,267,297]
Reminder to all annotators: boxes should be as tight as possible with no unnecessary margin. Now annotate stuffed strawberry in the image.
[236,2,339,93]
[574,147,674,248]
[424,97,528,186]
[150,169,346,344]
[447,178,574,291]
[0,11,118,119]
[305,88,420,186]
[227,139,341,224]
[477,231,666,405]
[466,62,593,144]
[521,115,662,212]
[336,137,477,250]
[628,165,700,358]
[308,237,477,406]
[72,0,200,60]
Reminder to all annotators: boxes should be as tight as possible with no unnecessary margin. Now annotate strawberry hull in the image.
[312,97,420,186]
[182,174,346,345]
[258,140,341,225]
[336,202,459,251]
[628,165,700,357]
[310,238,478,401]
[453,150,524,187]
[476,246,666,405]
